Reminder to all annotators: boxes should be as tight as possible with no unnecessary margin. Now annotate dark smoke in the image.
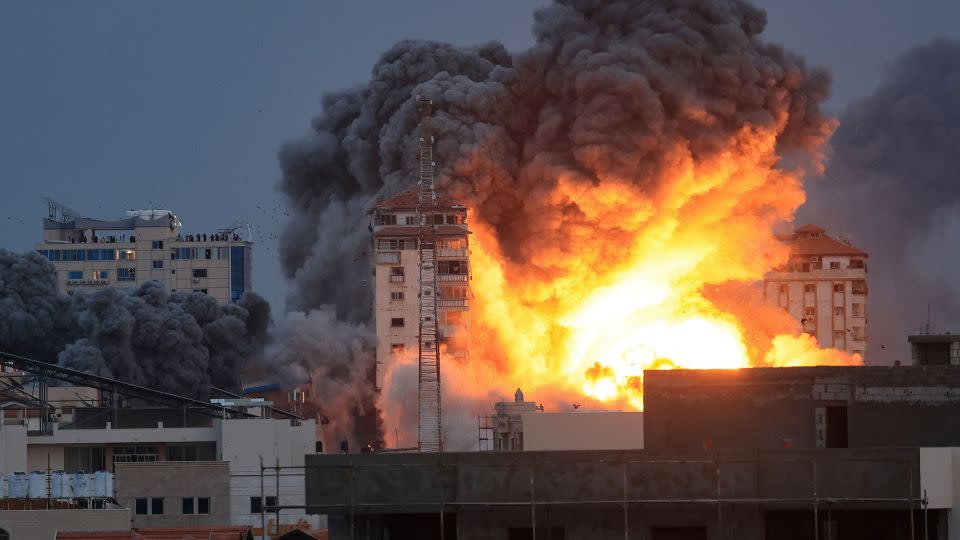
[277,0,833,448]
[801,39,960,363]
[0,249,271,398]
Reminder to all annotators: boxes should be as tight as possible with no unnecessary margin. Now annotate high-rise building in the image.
[34,204,252,304]
[370,187,470,389]
[763,224,868,357]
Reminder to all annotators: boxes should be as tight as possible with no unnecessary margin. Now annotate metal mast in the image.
[416,97,442,453]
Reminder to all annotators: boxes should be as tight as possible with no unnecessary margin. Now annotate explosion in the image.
[278,0,862,447]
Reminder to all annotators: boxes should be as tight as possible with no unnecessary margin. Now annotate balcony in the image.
[389,275,405,283]
[439,299,468,308]
[438,274,467,282]
[377,251,401,265]
[436,249,467,258]
[67,279,109,286]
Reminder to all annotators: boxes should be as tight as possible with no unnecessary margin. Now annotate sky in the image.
[1,0,958,313]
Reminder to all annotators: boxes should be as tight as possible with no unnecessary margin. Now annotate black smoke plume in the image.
[277,0,833,448]
[801,39,960,362]
[0,249,270,398]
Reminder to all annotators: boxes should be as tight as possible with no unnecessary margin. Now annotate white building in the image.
[764,224,869,357]
[35,204,252,304]
[369,188,470,389]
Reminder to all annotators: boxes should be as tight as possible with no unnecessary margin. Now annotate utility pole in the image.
[416,96,442,453]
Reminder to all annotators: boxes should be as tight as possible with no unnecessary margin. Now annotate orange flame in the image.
[455,120,857,411]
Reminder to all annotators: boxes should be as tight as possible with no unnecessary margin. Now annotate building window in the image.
[852,303,864,317]
[804,307,816,317]
[135,498,148,515]
[803,284,815,293]
[852,280,867,295]
[230,246,247,303]
[167,444,216,462]
[390,291,404,301]
[250,496,277,514]
[404,216,417,225]
[849,258,865,269]
[117,268,136,282]
[851,326,865,340]
[833,307,843,316]
[68,271,83,280]
[173,247,192,260]
[391,318,404,328]
[152,260,164,269]
[438,260,468,274]
[377,214,397,226]
[118,249,136,260]
[182,497,195,515]
[391,343,405,355]
[390,267,404,282]
[113,446,158,464]
[151,497,164,515]
[151,240,164,249]
[833,283,844,293]
[192,268,208,278]
[198,497,210,514]
[829,261,841,269]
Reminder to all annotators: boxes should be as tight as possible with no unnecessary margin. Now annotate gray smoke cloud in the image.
[801,39,960,362]
[0,249,271,398]
[277,0,833,449]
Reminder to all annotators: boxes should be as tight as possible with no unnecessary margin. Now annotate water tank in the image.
[27,471,45,498]
[93,471,107,497]
[8,472,27,498]
[73,472,90,498]
[51,471,65,498]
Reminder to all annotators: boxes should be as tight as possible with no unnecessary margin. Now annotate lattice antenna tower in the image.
[416,96,442,453]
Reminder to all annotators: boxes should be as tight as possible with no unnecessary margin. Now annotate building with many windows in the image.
[369,188,470,389]
[763,224,869,358]
[35,205,252,304]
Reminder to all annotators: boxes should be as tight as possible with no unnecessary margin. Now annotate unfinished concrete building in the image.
[764,225,868,358]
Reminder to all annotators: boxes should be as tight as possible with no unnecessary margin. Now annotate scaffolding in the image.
[416,96,442,453]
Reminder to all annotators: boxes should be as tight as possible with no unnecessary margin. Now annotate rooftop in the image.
[373,186,464,211]
[784,224,867,257]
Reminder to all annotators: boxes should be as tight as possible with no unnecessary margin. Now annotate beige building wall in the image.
[0,508,130,539]
[114,461,230,529]
[0,423,27,475]
[520,412,644,451]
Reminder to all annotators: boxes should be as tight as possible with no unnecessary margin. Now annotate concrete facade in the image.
[35,208,252,303]
[114,461,230,529]
[0,508,130,540]
[520,411,644,451]
[305,448,941,540]
[644,366,960,451]
[763,225,868,358]
[910,334,960,366]
[370,189,470,389]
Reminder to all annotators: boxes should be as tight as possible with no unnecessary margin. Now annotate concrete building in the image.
[485,389,644,452]
[910,334,960,366]
[305,447,955,540]
[35,203,252,303]
[764,224,868,357]
[369,188,470,389]
[114,461,230,529]
[643,366,960,451]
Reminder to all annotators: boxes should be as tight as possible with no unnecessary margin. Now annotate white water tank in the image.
[8,472,27,498]
[73,472,90,497]
[27,471,45,498]
[93,471,107,497]
[51,471,65,498]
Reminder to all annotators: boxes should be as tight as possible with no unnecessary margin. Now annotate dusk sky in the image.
[2,0,958,311]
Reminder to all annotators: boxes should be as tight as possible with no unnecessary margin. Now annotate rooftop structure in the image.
[764,224,869,359]
[35,200,253,303]
[908,334,960,366]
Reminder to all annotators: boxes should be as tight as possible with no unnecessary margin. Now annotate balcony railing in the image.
[439,299,468,307]
[376,252,401,265]
[438,274,467,282]
[389,275,405,283]
[436,249,467,258]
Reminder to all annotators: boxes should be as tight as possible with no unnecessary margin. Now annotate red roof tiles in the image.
[373,186,464,210]
[786,224,867,257]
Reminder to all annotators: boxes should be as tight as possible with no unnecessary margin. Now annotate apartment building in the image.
[369,188,470,389]
[764,224,868,357]
[35,203,252,304]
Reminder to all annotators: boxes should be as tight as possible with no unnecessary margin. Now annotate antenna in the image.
[42,198,82,223]
[416,96,442,453]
